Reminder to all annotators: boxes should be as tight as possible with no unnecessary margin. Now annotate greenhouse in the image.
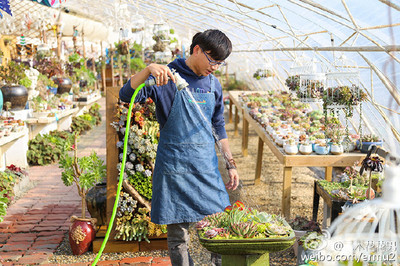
[0,0,399,265]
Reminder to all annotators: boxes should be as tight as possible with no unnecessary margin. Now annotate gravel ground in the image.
[49,106,323,265]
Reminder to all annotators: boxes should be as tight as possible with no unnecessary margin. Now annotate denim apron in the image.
[151,76,230,225]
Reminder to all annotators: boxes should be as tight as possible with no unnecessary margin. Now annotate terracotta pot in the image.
[52,77,72,94]
[69,216,97,255]
[86,182,107,226]
[0,84,28,110]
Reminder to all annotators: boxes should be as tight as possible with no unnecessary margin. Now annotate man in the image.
[119,29,239,266]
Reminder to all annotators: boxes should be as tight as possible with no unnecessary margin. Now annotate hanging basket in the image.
[297,73,325,103]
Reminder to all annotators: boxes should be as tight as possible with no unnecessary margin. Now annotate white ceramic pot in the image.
[284,144,298,155]
[276,137,284,147]
[299,144,313,155]
[331,144,344,155]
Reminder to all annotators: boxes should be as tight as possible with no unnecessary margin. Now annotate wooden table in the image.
[228,90,366,219]
[312,180,347,228]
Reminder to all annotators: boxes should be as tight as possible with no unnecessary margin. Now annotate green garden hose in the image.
[92,83,145,266]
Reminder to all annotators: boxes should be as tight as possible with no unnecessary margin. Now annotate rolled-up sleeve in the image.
[119,78,158,104]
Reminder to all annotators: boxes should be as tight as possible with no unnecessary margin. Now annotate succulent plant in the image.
[203,212,228,228]
[197,201,293,240]
[230,222,258,238]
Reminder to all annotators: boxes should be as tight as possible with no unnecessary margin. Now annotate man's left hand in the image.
[225,169,239,190]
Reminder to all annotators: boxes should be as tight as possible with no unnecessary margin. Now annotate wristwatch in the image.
[226,158,237,170]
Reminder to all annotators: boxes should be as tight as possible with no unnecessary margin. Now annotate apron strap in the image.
[210,75,215,93]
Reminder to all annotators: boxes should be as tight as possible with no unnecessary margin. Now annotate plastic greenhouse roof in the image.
[3,0,400,150]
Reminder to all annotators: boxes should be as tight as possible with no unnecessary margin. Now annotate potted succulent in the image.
[0,61,30,110]
[288,216,320,257]
[357,134,383,153]
[284,138,298,155]
[285,75,300,92]
[297,231,324,265]
[299,140,313,155]
[314,140,330,155]
[59,134,106,255]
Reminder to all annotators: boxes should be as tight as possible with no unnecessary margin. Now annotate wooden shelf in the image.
[0,127,29,170]
[74,93,102,107]
[26,107,79,125]
[0,128,28,147]
[228,90,366,219]
[25,108,80,140]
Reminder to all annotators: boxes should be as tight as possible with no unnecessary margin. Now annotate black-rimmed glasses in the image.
[201,48,226,66]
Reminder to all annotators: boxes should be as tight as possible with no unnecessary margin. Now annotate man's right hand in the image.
[147,63,176,86]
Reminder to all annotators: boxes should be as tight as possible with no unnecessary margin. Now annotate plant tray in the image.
[198,232,295,255]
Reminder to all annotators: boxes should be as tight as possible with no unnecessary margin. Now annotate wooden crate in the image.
[102,86,167,253]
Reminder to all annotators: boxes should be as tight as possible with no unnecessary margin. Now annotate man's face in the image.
[194,45,225,76]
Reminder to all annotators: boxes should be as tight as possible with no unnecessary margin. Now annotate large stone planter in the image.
[198,231,295,266]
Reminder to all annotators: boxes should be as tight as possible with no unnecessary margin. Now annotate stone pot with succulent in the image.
[196,201,294,265]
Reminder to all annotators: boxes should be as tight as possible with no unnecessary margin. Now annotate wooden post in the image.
[234,106,239,137]
[118,54,123,86]
[82,31,86,68]
[282,166,292,220]
[56,25,61,59]
[110,46,115,87]
[100,42,106,92]
[325,166,333,182]
[242,110,249,156]
[106,87,120,226]
[127,43,131,75]
[225,62,229,87]
[254,137,264,185]
[228,97,233,123]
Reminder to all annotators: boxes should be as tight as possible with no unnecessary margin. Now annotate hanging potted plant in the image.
[323,85,368,117]
[0,61,30,110]
[285,75,300,92]
[253,69,274,80]
[59,134,106,255]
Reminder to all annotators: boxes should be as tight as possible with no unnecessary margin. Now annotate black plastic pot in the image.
[0,84,28,110]
[52,77,72,94]
[85,182,107,226]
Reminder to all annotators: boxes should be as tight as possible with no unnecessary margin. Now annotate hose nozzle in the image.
[145,69,188,91]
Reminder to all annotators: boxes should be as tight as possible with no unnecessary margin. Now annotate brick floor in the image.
[0,97,173,265]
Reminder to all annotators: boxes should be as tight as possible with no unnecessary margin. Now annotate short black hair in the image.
[189,29,232,61]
